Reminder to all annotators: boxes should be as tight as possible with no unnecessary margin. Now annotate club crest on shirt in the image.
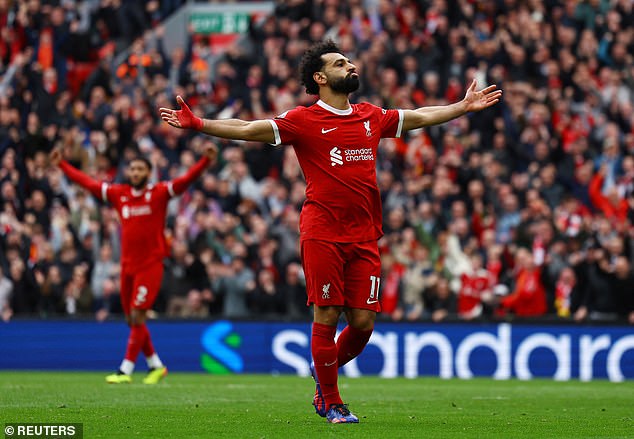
[322,283,331,299]
[363,120,371,136]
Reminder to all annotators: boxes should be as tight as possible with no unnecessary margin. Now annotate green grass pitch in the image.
[1,372,632,438]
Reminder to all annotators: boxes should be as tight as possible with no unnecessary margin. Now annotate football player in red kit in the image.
[160,40,501,422]
[50,145,217,384]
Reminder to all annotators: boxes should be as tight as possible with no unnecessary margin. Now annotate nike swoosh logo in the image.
[324,361,337,367]
[366,299,379,305]
[321,127,338,134]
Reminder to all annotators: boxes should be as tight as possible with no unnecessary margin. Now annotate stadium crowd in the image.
[0,0,633,324]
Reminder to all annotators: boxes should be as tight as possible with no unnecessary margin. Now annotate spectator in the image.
[538,164,566,211]
[91,242,120,313]
[589,165,629,223]
[213,257,255,319]
[400,244,436,321]
[95,277,121,322]
[613,256,633,322]
[162,239,198,311]
[281,262,309,320]
[8,258,38,315]
[554,266,578,318]
[169,289,210,319]
[574,248,625,322]
[36,264,64,317]
[498,248,548,318]
[251,269,286,317]
[594,137,622,190]
[378,253,404,319]
[62,264,93,316]
[496,192,521,244]
[424,277,456,322]
[458,254,495,320]
[0,266,13,321]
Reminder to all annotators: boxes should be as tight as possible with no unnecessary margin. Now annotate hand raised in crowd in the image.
[49,148,63,167]
[598,163,608,176]
[204,143,219,165]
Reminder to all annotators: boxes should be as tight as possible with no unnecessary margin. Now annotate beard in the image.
[329,74,360,94]
[130,176,148,190]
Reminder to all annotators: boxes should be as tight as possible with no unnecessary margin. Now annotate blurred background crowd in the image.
[0,0,633,324]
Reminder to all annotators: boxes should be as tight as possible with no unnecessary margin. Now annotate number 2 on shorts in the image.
[135,286,148,305]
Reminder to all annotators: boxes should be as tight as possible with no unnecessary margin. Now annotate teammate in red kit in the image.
[49,145,217,384]
[160,40,502,422]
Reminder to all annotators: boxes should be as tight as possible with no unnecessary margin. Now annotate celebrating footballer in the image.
[160,39,501,423]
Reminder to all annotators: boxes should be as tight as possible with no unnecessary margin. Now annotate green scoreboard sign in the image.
[189,12,251,34]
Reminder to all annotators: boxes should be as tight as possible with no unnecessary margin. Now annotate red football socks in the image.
[140,324,155,357]
[124,324,147,363]
[311,322,343,407]
[336,325,373,367]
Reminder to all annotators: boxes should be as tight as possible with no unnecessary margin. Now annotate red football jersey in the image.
[458,270,494,316]
[59,157,209,272]
[269,100,403,242]
[103,183,172,271]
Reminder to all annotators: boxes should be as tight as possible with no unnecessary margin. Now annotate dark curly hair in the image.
[130,155,152,170]
[299,39,342,95]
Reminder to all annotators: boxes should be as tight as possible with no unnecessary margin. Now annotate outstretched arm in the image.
[170,144,218,195]
[50,148,107,201]
[159,96,275,143]
[401,80,502,131]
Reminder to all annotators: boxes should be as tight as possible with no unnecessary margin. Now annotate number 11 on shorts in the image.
[367,275,380,304]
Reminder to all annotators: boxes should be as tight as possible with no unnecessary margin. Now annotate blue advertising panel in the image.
[1,320,632,381]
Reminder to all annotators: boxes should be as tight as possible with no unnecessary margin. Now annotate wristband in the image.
[192,116,204,131]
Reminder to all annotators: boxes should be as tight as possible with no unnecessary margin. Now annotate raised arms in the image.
[50,148,106,201]
[401,80,502,131]
[160,81,501,140]
[170,144,218,195]
[50,144,218,200]
[159,96,276,144]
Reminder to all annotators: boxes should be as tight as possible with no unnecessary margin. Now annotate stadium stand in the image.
[0,0,632,324]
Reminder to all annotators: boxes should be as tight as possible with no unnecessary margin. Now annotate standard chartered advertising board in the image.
[1,321,632,381]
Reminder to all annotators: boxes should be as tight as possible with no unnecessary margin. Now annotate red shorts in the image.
[119,262,164,315]
[301,239,382,312]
